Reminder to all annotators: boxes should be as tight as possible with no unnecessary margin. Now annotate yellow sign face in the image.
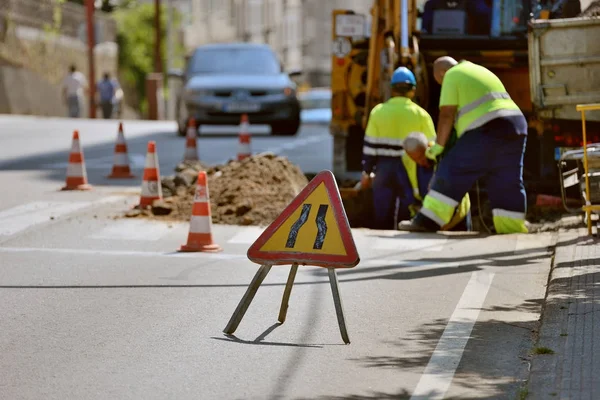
[259,182,347,255]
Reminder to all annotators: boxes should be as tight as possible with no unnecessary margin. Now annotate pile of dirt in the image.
[127,153,309,226]
[580,0,600,17]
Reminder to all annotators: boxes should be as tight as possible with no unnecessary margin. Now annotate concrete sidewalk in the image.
[528,228,600,399]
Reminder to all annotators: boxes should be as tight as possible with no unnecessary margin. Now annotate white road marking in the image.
[89,219,185,241]
[266,135,326,155]
[0,246,246,260]
[410,271,495,400]
[0,201,91,237]
[217,134,328,164]
[42,154,146,170]
[0,196,128,239]
[371,236,447,252]
[228,226,265,244]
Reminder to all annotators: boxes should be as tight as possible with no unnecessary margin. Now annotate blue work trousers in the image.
[372,157,433,230]
[428,118,527,225]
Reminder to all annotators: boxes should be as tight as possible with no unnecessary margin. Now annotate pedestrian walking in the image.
[62,65,88,118]
[97,72,116,119]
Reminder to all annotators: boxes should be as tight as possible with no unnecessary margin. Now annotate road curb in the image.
[527,228,593,399]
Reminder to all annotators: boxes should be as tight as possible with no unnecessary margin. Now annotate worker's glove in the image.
[408,203,422,217]
[360,172,373,190]
[425,143,445,161]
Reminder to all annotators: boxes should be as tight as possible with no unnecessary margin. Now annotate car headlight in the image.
[283,87,297,97]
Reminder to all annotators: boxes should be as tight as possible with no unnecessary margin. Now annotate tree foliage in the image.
[114,2,184,113]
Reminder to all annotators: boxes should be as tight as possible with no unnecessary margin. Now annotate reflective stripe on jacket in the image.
[439,61,523,137]
[362,96,436,174]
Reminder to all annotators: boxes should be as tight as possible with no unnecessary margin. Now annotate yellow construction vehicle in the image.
[330,0,599,202]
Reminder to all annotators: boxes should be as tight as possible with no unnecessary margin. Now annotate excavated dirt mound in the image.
[580,0,600,17]
[127,153,309,226]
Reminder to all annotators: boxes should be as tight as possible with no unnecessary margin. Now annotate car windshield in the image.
[300,94,331,110]
[188,48,281,75]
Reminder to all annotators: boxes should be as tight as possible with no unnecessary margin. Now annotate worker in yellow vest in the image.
[399,56,528,234]
[361,67,436,230]
[402,132,471,231]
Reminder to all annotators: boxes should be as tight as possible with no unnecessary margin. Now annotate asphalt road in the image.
[0,116,556,399]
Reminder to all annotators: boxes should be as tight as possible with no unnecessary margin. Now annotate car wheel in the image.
[271,117,300,136]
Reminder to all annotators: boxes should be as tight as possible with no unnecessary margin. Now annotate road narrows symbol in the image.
[313,205,328,250]
[286,204,312,248]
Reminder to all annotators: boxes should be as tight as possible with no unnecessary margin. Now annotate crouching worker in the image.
[402,132,472,231]
[399,56,528,234]
[361,67,436,230]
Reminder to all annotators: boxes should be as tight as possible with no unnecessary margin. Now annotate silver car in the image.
[175,43,302,136]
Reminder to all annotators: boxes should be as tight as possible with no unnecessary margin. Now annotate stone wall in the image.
[0,0,119,118]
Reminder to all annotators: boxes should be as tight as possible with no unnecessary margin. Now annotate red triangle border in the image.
[246,170,360,268]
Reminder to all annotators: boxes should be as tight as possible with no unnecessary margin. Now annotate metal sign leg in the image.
[278,263,299,324]
[224,264,272,335]
[327,268,350,344]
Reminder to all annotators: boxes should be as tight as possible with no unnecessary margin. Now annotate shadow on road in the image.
[0,122,319,186]
[212,336,324,349]
[0,129,177,187]
[0,241,559,290]
[330,299,542,400]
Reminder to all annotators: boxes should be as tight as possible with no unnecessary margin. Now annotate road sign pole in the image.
[234,171,359,344]
[278,263,299,324]
[223,264,272,335]
[328,268,350,344]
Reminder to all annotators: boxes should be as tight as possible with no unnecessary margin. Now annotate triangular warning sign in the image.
[247,170,360,268]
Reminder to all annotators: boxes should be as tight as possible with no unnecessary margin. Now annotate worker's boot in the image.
[398,213,439,232]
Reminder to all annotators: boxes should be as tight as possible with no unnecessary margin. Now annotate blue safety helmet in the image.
[391,67,417,87]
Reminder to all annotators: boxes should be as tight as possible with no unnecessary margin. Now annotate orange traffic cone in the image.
[237,114,251,161]
[108,122,135,179]
[179,171,222,253]
[183,117,199,161]
[62,130,92,191]
[139,141,162,208]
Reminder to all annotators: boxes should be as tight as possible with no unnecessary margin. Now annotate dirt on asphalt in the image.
[126,153,309,226]
[123,154,585,232]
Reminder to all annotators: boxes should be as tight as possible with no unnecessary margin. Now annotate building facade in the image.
[180,0,371,87]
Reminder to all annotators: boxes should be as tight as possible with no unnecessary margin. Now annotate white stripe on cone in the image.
[116,131,126,145]
[141,180,161,197]
[113,152,130,167]
[194,186,208,202]
[71,139,81,153]
[238,143,250,155]
[189,215,212,233]
[66,162,85,178]
[145,152,159,171]
[185,147,197,160]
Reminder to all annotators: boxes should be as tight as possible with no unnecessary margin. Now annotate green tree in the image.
[114,2,184,114]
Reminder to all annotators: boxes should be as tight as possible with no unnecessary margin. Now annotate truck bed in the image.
[529,17,600,122]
